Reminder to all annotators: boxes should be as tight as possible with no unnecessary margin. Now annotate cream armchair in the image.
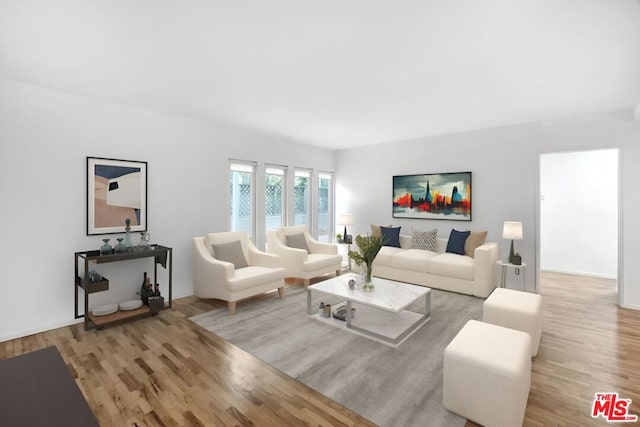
[266,225,342,286]
[193,231,285,315]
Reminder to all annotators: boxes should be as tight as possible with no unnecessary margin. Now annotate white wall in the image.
[540,149,618,278]
[0,79,335,341]
[335,113,640,308]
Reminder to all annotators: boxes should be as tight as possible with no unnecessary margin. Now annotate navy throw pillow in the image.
[380,226,401,248]
[446,229,470,255]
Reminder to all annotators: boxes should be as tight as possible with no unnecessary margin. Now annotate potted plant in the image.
[348,234,384,291]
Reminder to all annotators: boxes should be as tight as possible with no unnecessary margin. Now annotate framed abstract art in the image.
[87,157,148,235]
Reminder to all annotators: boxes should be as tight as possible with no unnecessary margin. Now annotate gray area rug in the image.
[190,284,483,427]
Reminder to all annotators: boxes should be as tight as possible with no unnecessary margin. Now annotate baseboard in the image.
[1,291,197,343]
[620,302,640,311]
[0,318,84,343]
[540,268,617,280]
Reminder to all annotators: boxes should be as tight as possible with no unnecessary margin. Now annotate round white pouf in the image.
[443,320,531,427]
[483,287,543,357]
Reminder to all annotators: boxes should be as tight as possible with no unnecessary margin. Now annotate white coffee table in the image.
[307,273,431,347]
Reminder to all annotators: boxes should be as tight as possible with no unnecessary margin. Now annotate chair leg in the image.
[278,287,285,298]
[227,301,237,315]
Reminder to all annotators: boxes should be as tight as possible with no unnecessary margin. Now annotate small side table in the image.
[496,260,526,290]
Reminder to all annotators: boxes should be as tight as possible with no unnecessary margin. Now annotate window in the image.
[294,169,311,228]
[229,161,256,238]
[317,172,334,242]
[265,165,286,232]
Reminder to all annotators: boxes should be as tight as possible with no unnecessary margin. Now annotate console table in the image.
[74,244,172,330]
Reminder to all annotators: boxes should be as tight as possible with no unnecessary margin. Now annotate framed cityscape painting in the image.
[393,172,472,221]
[87,157,148,235]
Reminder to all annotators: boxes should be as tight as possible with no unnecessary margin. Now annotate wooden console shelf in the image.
[74,244,173,330]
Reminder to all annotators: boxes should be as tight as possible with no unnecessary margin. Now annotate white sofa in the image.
[372,235,498,297]
[267,225,342,286]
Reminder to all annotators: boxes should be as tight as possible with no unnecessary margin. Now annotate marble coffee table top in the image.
[309,273,430,313]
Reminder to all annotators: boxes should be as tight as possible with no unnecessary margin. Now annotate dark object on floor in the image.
[0,346,99,427]
[333,305,356,321]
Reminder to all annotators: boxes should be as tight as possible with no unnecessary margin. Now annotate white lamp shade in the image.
[337,213,354,226]
[502,221,523,240]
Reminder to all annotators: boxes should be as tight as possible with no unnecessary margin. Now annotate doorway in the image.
[539,149,619,297]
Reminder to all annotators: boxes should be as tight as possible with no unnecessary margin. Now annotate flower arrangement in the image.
[348,234,384,290]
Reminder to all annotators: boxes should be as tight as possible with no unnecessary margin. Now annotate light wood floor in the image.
[2,273,639,426]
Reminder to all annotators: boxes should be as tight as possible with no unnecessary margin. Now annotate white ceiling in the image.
[1,0,639,149]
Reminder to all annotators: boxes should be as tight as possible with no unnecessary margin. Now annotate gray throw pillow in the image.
[286,233,310,253]
[211,240,249,269]
[411,227,438,252]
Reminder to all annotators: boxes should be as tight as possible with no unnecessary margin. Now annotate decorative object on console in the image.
[87,156,147,235]
[114,237,126,253]
[91,303,118,317]
[139,272,153,305]
[149,288,164,315]
[123,218,133,251]
[338,213,354,244]
[136,231,151,251]
[118,299,143,311]
[503,221,523,265]
[348,234,384,291]
[393,172,472,221]
[446,229,470,255]
[99,238,112,255]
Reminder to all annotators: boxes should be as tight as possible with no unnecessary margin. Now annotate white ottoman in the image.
[483,288,543,357]
[443,320,531,427]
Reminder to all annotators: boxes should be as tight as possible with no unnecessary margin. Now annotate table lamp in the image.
[502,221,523,264]
[338,213,354,243]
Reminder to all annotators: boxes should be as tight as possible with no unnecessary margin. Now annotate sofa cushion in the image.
[212,240,249,269]
[286,233,310,253]
[381,226,402,247]
[391,249,438,273]
[429,253,475,281]
[303,253,342,272]
[411,227,438,252]
[374,246,405,267]
[464,231,488,258]
[227,266,284,292]
[446,229,470,255]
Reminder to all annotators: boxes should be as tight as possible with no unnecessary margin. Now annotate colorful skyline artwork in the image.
[393,172,472,221]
